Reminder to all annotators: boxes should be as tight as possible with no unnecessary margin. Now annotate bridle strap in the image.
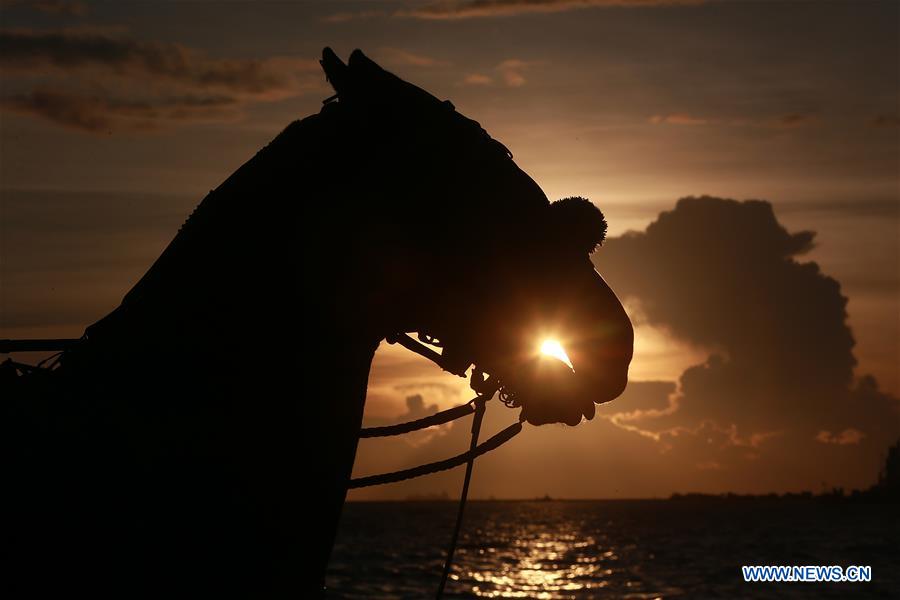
[385,332,469,377]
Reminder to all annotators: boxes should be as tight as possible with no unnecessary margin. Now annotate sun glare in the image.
[539,339,574,370]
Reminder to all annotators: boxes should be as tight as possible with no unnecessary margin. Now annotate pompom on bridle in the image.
[549,196,608,255]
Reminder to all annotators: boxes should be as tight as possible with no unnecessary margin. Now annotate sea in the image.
[325,499,898,599]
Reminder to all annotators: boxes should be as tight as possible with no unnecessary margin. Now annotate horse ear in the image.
[325,48,447,113]
[347,48,379,72]
[549,197,607,255]
[320,47,349,95]
[346,49,398,95]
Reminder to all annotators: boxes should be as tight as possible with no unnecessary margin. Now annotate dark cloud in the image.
[594,196,899,472]
[327,0,704,22]
[401,0,705,20]
[397,394,440,421]
[647,113,819,128]
[1,0,87,16]
[871,115,900,128]
[1,88,240,132]
[778,113,816,127]
[599,197,850,389]
[322,9,386,23]
[0,29,324,132]
[0,29,318,96]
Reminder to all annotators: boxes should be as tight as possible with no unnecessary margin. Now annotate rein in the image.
[349,393,523,488]
[351,333,525,599]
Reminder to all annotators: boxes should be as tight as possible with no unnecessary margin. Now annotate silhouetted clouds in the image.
[0,0,86,16]
[398,0,706,20]
[0,88,240,132]
[648,113,820,128]
[325,0,703,22]
[397,394,439,421]
[0,29,323,131]
[601,197,849,385]
[778,113,816,127]
[0,29,317,94]
[596,196,899,471]
[322,9,386,23]
[871,115,900,128]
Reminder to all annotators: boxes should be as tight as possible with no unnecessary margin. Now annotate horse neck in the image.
[85,123,313,357]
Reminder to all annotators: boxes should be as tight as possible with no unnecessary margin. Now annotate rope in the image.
[0,338,79,354]
[436,396,485,598]
[359,402,475,438]
[347,420,521,488]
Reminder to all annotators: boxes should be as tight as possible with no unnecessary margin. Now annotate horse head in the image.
[319,48,633,427]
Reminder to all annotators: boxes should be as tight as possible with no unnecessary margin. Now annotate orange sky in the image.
[1,0,897,498]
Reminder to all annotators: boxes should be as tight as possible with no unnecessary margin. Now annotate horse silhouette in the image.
[4,48,633,597]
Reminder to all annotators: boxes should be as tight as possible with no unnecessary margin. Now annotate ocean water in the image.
[325,499,898,598]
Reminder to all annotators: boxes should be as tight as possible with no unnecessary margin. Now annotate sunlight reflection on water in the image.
[326,500,898,599]
[466,532,609,598]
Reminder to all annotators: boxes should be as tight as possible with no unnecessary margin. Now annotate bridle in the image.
[352,332,527,598]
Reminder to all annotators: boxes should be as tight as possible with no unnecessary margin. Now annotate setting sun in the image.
[539,339,574,370]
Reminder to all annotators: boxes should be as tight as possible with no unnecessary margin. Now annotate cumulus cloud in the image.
[0,29,324,132]
[595,196,899,473]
